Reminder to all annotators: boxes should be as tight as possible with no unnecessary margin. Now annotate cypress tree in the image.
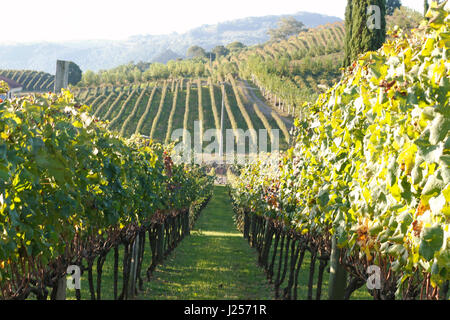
[343,0,386,67]
[68,62,82,86]
[386,0,402,16]
[343,0,354,68]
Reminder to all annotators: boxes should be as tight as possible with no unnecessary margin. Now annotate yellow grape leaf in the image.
[365,246,373,262]
[390,183,402,202]
[72,120,83,128]
[363,187,372,204]
[443,184,450,202]
[397,143,417,174]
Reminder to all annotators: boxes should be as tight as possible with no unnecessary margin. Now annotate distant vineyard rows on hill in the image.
[1,12,422,125]
[0,70,54,92]
[220,22,347,117]
[73,77,291,151]
[0,23,363,119]
[212,10,421,117]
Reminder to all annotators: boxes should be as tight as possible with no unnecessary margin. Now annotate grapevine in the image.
[229,3,449,300]
[0,90,214,300]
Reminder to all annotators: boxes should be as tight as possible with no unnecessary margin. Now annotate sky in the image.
[1,0,424,43]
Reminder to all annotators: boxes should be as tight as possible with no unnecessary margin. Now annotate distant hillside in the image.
[152,50,183,64]
[0,12,340,73]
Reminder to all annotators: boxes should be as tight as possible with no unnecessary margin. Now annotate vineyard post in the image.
[219,83,226,158]
[328,236,348,300]
[157,223,165,263]
[439,281,449,300]
[55,276,67,300]
[128,234,140,298]
[55,60,70,93]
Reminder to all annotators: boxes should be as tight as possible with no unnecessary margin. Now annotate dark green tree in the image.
[343,0,386,68]
[68,62,82,86]
[386,0,402,15]
[268,17,307,41]
[212,45,229,57]
[135,61,151,72]
[424,0,429,16]
[186,46,206,59]
[205,52,216,61]
[226,41,246,52]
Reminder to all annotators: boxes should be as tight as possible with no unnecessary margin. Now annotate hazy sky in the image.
[2,0,424,43]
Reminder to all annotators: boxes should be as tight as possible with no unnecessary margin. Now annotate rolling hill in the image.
[73,77,292,152]
[0,12,341,73]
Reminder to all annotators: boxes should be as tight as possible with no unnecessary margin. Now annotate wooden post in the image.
[55,60,70,93]
[55,275,67,300]
[219,84,225,158]
[128,234,140,298]
[157,223,165,263]
[328,236,348,300]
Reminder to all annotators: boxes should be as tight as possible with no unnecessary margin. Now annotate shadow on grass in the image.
[66,185,372,300]
[142,186,274,300]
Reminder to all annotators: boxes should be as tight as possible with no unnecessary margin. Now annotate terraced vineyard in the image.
[240,22,346,62]
[213,22,347,117]
[75,77,291,151]
[0,69,55,92]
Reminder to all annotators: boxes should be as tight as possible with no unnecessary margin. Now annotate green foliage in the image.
[0,90,214,298]
[0,81,8,94]
[135,61,152,72]
[79,60,210,86]
[387,6,424,33]
[226,42,246,52]
[344,0,387,67]
[81,70,99,86]
[142,185,275,300]
[229,4,450,297]
[386,0,402,16]
[68,61,82,86]
[267,17,307,41]
[187,45,207,59]
[212,45,230,58]
[147,63,171,79]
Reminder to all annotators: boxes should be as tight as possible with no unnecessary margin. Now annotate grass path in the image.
[66,185,371,300]
[141,186,274,300]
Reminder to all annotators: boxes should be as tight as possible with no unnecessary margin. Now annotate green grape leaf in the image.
[429,115,449,145]
[422,175,446,196]
[419,225,444,261]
